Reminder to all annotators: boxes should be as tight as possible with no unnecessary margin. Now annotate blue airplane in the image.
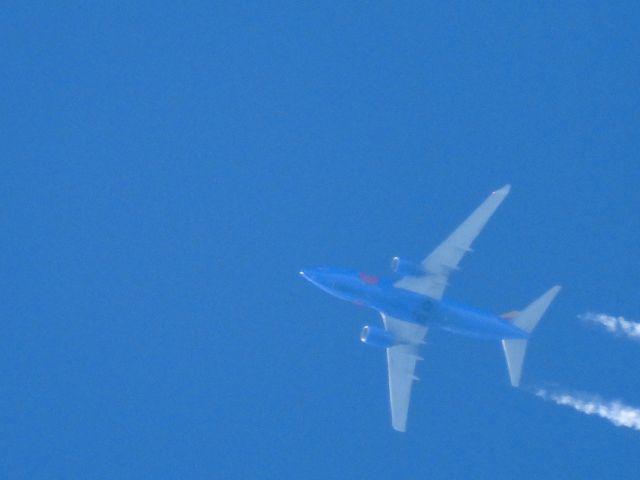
[300,185,560,432]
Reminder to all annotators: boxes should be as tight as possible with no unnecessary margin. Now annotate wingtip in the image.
[493,184,511,195]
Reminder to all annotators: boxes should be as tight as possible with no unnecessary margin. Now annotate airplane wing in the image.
[394,184,511,300]
[382,313,428,432]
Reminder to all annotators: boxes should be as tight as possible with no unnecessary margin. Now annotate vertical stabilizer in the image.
[502,286,561,387]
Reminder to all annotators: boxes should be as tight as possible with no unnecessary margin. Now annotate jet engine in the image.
[390,256,424,276]
[360,325,396,348]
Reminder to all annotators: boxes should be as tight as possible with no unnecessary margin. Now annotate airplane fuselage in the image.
[300,267,528,340]
[298,185,562,432]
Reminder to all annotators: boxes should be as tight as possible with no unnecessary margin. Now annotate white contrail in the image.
[534,388,640,430]
[578,312,640,340]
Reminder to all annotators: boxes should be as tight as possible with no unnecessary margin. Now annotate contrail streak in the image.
[578,312,640,340]
[534,388,640,430]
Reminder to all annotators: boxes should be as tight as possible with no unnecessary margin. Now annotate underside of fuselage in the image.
[432,299,529,340]
[374,290,528,340]
[300,267,528,340]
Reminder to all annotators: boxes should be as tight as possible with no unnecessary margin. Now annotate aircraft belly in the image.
[372,289,525,338]
[435,303,526,339]
[371,290,430,326]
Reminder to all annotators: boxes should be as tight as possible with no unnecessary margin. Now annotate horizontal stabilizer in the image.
[502,285,561,387]
[502,339,527,387]
[512,285,561,334]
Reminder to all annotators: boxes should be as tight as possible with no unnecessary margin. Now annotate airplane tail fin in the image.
[502,285,561,387]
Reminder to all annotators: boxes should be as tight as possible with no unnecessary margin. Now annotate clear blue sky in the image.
[2,2,640,478]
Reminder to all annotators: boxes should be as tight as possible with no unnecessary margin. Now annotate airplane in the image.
[299,185,561,432]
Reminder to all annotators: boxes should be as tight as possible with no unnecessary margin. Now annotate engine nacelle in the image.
[360,325,397,348]
[390,256,424,276]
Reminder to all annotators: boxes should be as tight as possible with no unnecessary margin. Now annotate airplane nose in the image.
[299,268,313,281]
[299,267,320,283]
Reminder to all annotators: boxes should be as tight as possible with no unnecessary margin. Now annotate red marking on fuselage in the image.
[500,310,520,320]
[359,272,380,285]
